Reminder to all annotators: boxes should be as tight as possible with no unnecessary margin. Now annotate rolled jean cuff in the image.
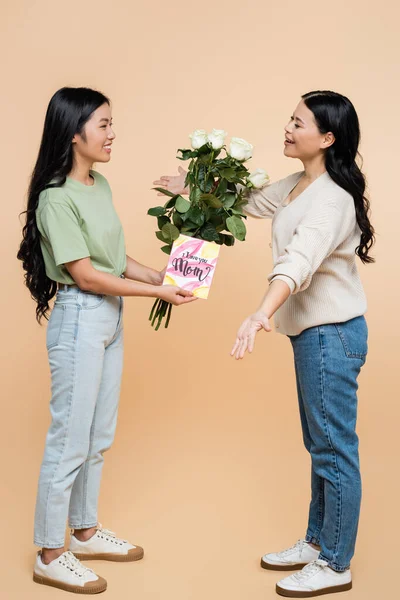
[305,534,321,545]
[34,540,65,549]
[69,522,98,530]
[318,553,350,573]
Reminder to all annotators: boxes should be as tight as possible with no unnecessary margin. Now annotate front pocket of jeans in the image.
[334,317,368,359]
[81,295,106,310]
[46,304,66,349]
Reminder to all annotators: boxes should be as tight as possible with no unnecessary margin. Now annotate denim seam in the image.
[313,477,324,542]
[46,304,66,350]
[318,326,343,566]
[80,409,98,525]
[42,304,81,546]
[318,553,350,572]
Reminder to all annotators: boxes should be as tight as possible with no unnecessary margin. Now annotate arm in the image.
[65,257,196,306]
[230,279,291,360]
[123,254,164,286]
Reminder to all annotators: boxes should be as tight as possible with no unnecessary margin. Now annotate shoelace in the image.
[278,539,306,557]
[96,522,127,545]
[59,551,94,577]
[292,559,328,582]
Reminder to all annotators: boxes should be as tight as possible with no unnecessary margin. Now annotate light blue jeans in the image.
[34,286,124,548]
[288,315,368,571]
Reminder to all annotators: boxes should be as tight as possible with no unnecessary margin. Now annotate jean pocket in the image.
[46,304,66,349]
[81,293,106,310]
[334,316,368,360]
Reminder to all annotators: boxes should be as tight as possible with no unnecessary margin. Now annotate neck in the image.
[301,155,327,182]
[68,159,94,185]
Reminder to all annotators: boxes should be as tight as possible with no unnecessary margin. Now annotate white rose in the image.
[189,129,208,149]
[207,129,227,150]
[229,137,253,161]
[247,168,270,189]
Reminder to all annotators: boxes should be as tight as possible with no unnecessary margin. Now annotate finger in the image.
[248,332,256,353]
[177,288,194,297]
[236,338,246,360]
[239,337,249,359]
[231,338,240,356]
[153,178,169,184]
[178,166,186,175]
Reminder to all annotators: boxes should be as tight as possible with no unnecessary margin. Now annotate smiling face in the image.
[284,99,335,161]
[72,102,115,165]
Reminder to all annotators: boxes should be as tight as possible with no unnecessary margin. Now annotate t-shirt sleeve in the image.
[39,202,90,266]
[267,199,355,295]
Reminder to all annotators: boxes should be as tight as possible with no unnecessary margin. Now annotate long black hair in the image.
[17,87,110,323]
[302,90,375,264]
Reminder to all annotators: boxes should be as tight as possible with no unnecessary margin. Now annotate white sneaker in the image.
[276,559,352,597]
[33,550,107,594]
[261,539,320,570]
[69,523,144,562]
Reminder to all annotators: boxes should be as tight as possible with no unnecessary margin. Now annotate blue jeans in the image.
[288,315,368,572]
[34,286,124,548]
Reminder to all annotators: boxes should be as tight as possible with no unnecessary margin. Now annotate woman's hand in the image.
[230,310,272,360]
[157,285,198,306]
[153,166,188,196]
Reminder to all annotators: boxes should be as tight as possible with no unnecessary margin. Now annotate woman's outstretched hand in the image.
[231,310,272,360]
[153,166,188,196]
[158,285,198,306]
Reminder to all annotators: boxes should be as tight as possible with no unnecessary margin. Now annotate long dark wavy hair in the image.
[302,90,375,264]
[17,87,110,323]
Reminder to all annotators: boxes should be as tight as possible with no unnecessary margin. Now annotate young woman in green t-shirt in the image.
[17,87,196,595]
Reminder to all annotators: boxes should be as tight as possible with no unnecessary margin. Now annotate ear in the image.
[321,132,335,149]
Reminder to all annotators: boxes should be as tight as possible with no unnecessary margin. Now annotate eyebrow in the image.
[99,117,112,123]
[293,115,305,124]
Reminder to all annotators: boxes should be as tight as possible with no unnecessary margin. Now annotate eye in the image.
[294,123,300,129]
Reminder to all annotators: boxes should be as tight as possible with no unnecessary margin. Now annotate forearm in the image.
[257,279,292,318]
[79,268,162,298]
[123,254,161,285]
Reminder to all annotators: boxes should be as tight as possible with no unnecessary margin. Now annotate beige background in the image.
[1,1,399,598]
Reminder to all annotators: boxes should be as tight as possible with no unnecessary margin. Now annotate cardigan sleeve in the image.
[241,180,282,219]
[267,199,355,295]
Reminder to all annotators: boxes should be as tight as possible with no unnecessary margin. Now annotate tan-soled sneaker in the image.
[261,539,320,571]
[276,559,352,597]
[33,550,107,594]
[69,523,144,562]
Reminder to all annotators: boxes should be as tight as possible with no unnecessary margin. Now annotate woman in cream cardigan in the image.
[154,90,375,598]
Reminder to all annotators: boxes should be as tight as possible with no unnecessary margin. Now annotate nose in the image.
[284,120,293,134]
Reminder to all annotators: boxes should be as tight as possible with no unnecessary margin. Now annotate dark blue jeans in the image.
[288,315,368,571]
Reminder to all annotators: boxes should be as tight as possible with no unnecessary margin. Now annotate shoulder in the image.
[320,173,355,215]
[91,170,111,190]
[37,187,71,212]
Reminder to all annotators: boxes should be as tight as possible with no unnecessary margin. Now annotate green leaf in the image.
[226,216,247,241]
[157,216,170,229]
[148,206,167,217]
[177,148,198,160]
[152,187,176,198]
[222,193,236,209]
[164,196,178,209]
[200,193,223,208]
[175,195,191,213]
[172,212,183,227]
[200,223,220,242]
[216,178,228,195]
[221,233,235,246]
[162,222,180,244]
[219,168,236,181]
[184,206,204,227]
[161,245,172,255]
[156,231,167,242]
[190,187,202,204]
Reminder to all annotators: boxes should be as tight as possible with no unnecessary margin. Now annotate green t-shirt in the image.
[36,170,127,284]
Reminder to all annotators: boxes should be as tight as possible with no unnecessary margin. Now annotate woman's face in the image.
[72,102,115,164]
[283,99,334,161]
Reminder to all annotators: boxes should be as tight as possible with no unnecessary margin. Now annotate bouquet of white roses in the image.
[148,129,269,330]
